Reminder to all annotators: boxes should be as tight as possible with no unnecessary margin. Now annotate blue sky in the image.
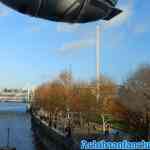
[0,0,149,88]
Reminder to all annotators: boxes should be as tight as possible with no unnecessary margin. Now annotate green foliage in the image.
[111,120,129,130]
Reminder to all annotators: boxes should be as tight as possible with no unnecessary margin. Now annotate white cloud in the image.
[0,9,9,17]
[57,23,80,32]
[30,26,41,33]
[133,24,149,34]
[58,38,95,53]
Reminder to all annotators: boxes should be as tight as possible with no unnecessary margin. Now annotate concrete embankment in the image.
[31,114,79,150]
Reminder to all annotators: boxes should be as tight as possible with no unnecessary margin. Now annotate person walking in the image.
[105,123,110,137]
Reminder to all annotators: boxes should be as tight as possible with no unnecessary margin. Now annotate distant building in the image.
[0,88,28,101]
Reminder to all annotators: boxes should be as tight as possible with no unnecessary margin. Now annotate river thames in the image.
[0,102,36,150]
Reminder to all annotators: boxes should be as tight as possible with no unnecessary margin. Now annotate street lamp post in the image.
[27,87,31,110]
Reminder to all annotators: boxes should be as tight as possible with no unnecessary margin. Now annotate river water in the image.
[0,102,36,150]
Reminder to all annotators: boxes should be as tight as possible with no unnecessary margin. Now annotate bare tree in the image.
[119,64,150,139]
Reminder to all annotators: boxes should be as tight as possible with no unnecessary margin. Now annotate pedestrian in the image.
[105,123,110,137]
[65,126,72,138]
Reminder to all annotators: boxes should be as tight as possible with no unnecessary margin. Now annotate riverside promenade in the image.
[31,112,80,150]
[30,111,128,150]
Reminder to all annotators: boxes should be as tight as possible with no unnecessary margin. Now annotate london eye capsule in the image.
[0,0,122,23]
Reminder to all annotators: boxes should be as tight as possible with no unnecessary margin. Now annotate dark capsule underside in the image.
[0,0,122,23]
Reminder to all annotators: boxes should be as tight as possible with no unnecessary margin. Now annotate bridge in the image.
[0,98,26,103]
[0,88,32,104]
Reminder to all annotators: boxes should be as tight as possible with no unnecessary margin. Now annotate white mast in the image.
[96,25,100,103]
